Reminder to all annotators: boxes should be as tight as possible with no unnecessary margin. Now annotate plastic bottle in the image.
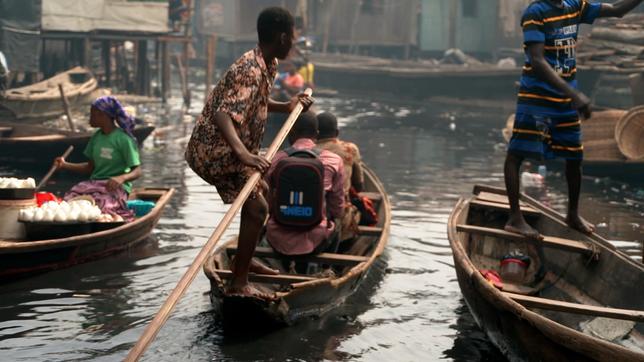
[538,165,547,178]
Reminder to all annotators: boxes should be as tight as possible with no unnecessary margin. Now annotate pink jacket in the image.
[265,138,345,255]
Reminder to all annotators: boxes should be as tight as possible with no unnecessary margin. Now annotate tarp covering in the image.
[0,0,42,72]
[41,0,169,33]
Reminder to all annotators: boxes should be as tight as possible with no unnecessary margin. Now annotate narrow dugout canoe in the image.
[448,184,644,361]
[0,187,174,283]
[0,67,98,121]
[0,122,155,162]
[203,165,390,329]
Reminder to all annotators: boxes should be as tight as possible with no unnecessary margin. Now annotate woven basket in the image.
[582,109,626,142]
[583,139,625,161]
[615,106,644,160]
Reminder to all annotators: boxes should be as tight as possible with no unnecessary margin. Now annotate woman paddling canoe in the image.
[52,95,141,221]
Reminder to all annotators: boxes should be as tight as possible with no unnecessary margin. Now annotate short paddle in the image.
[125,89,313,362]
[36,145,74,191]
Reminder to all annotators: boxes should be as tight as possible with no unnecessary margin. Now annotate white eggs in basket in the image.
[19,199,104,223]
[78,211,90,222]
[0,177,36,189]
[43,209,55,222]
[33,209,44,222]
[54,209,67,222]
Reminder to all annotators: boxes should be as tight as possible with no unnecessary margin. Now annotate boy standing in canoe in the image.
[185,7,313,297]
[505,0,642,239]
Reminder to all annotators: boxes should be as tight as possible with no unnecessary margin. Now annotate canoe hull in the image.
[454,252,594,361]
[204,165,390,330]
[0,188,174,283]
[0,125,155,163]
[448,186,644,361]
[208,254,382,329]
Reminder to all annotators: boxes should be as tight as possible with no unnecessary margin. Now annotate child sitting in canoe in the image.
[53,96,141,221]
[265,111,345,257]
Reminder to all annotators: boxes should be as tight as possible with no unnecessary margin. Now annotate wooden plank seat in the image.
[504,292,644,323]
[226,246,369,266]
[357,226,383,236]
[214,269,317,285]
[469,199,541,216]
[456,224,596,255]
[476,191,533,207]
[359,192,382,203]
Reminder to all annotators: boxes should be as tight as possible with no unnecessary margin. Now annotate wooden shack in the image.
[0,0,189,99]
[419,0,530,59]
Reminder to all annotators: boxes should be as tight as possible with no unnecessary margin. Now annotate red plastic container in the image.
[500,258,529,282]
[35,192,60,206]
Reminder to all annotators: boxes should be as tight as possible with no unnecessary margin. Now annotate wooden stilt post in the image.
[102,40,111,87]
[205,34,217,100]
[155,40,161,97]
[161,41,170,103]
[136,40,147,95]
[182,40,191,108]
[174,53,190,112]
[82,37,91,67]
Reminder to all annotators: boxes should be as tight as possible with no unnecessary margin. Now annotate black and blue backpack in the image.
[270,147,325,229]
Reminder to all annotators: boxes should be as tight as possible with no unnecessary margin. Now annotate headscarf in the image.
[91,96,135,139]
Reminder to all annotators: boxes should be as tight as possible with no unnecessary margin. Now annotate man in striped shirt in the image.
[505,0,643,239]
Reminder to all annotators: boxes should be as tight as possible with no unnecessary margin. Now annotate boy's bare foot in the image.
[226,283,275,300]
[566,214,595,235]
[230,257,279,275]
[505,217,544,240]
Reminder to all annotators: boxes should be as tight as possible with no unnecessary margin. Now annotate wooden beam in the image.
[456,224,595,255]
[102,40,111,87]
[470,199,541,216]
[357,226,382,236]
[214,269,316,285]
[204,34,216,100]
[161,41,170,102]
[359,192,382,203]
[504,292,644,323]
[57,84,76,132]
[226,246,368,266]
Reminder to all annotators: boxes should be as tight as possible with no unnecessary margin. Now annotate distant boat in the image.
[0,122,155,162]
[0,67,98,121]
[448,184,644,360]
[311,53,600,101]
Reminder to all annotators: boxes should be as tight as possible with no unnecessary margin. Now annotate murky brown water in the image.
[0,90,642,361]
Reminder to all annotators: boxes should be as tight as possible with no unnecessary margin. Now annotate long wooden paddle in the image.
[36,145,74,191]
[125,88,313,361]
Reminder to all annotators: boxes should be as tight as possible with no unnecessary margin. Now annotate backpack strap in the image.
[284,147,321,159]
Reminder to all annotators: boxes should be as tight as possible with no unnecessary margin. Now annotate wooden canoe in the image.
[0,187,174,283]
[202,165,390,329]
[448,184,644,361]
[0,122,155,162]
[0,67,98,121]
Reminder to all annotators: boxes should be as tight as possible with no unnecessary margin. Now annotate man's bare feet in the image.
[566,214,595,235]
[226,283,275,300]
[230,257,279,275]
[505,217,544,240]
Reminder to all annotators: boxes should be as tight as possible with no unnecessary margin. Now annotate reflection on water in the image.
[0,91,642,361]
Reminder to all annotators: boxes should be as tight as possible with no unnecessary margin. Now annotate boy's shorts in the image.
[508,112,583,161]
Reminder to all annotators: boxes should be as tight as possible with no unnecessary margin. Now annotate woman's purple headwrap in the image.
[91,96,135,138]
